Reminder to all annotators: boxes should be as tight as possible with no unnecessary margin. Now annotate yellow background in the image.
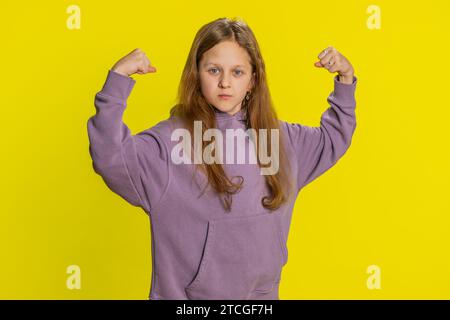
[1,0,449,299]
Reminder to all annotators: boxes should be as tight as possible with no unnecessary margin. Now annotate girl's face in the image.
[199,40,255,115]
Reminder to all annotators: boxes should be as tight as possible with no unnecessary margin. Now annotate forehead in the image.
[201,41,251,67]
[204,62,246,68]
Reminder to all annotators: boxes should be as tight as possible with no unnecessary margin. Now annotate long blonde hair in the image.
[170,17,294,212]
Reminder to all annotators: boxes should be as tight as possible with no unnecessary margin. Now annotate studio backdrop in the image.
[1,0,449,299]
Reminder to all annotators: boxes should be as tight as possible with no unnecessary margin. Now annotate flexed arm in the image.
[87,49,167,214]
[285,46,357,190]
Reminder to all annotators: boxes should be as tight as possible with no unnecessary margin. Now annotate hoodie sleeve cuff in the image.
[100,69,136,100]
[331,75,357,107]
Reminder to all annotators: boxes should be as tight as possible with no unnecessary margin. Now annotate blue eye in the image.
[208,68,244,76]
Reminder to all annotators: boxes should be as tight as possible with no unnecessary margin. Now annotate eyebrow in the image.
[205,62,246,68]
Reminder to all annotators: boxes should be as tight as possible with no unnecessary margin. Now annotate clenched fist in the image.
[314,46,354,84]
[111,48,157,77]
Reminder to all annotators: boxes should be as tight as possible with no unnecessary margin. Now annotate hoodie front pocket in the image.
[185,213,287,300]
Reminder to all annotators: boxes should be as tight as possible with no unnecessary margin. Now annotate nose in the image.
[219,74,231,88]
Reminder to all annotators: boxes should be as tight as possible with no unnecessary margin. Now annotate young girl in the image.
[87,17,357,300]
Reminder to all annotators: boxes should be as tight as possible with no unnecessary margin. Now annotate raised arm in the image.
[284,74,357,190]
[87,50,168,214]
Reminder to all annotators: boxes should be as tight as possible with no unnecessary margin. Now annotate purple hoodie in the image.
[87,70,357,300]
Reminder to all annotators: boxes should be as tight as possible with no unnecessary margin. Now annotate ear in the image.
[248,72,256,91]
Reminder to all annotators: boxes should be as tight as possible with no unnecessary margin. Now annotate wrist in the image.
[338,73,354,84]
[111,66,129,77]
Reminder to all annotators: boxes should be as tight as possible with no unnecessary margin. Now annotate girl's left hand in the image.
[314,46,355,84]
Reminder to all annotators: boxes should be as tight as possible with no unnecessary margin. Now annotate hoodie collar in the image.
[214,107,247,122]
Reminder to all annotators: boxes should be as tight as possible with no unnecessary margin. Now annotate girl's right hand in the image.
[111,48,157,77]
